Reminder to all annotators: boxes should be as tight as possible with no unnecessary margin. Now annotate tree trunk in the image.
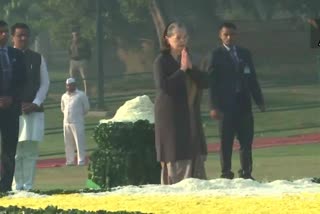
[149,0,167,49]
[252,0,276,21]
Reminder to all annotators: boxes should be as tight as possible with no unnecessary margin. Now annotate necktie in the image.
[229,47,239,64]
[229,47,242,92]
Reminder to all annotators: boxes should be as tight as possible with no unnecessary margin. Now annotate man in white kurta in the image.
[11,23,50,190]
[61,78,89,166]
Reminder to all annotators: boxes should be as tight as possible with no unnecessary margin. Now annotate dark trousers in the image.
[219,111,254,175]
[0,108,19,191]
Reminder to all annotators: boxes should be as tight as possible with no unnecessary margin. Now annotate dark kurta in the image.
[153,50,208,162]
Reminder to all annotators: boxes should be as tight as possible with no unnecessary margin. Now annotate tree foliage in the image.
[0,0,319,47]
[279,0,320,17]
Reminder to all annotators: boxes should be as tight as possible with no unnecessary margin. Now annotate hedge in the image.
[0,206,145,214]
[88,120,160,188]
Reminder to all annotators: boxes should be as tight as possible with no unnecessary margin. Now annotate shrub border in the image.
[0,205,145,213]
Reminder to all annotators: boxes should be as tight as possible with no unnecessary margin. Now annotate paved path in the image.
[37,133,320,168]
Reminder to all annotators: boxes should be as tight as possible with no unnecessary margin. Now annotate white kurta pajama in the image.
[13,56,50,191]
[61,89,89,165]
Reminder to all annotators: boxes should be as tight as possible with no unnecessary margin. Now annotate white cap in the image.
[66,78,76,84]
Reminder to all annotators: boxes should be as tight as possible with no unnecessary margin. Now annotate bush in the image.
[312,177,320,183]
[0,206,145,213]
[88,120,160,188]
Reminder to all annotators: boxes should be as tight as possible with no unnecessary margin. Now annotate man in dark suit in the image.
[0,20,26,192]
[208,22,265,180]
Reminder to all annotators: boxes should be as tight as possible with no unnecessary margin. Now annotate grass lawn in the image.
[206,143,320,181]
[33,143,320,190]
[33,64,320,190]
[41,83,320,156]
[34,165,88,190]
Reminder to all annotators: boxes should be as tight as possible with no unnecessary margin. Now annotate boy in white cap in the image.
[61,78,90,165]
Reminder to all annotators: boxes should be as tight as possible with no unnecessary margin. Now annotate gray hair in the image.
[162,21,187,49]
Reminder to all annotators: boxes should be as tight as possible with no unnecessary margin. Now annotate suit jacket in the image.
[208,45,264,113]
[0,46,26,114]
[153,50,208,162]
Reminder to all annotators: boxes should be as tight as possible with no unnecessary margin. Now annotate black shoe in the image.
[238,170,255,180]
[240,174,255,180]
[220,171,234,179]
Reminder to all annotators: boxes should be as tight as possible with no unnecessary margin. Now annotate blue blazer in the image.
[0,46,26,113]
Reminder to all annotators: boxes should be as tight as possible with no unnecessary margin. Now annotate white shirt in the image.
[223,44,240,62]
[61,89,90,124]
[17,54,49,142]
[223,43,231,51]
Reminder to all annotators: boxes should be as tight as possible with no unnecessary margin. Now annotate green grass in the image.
[202,84,320,142]
[32,64,320,190]
[33,144,320,190]
[49,70,70,81]
[39,76,320,156]
[34,165,88,190]
[205,143,320,181]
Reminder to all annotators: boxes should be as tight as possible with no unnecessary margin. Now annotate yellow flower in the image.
[1,193,320,213]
